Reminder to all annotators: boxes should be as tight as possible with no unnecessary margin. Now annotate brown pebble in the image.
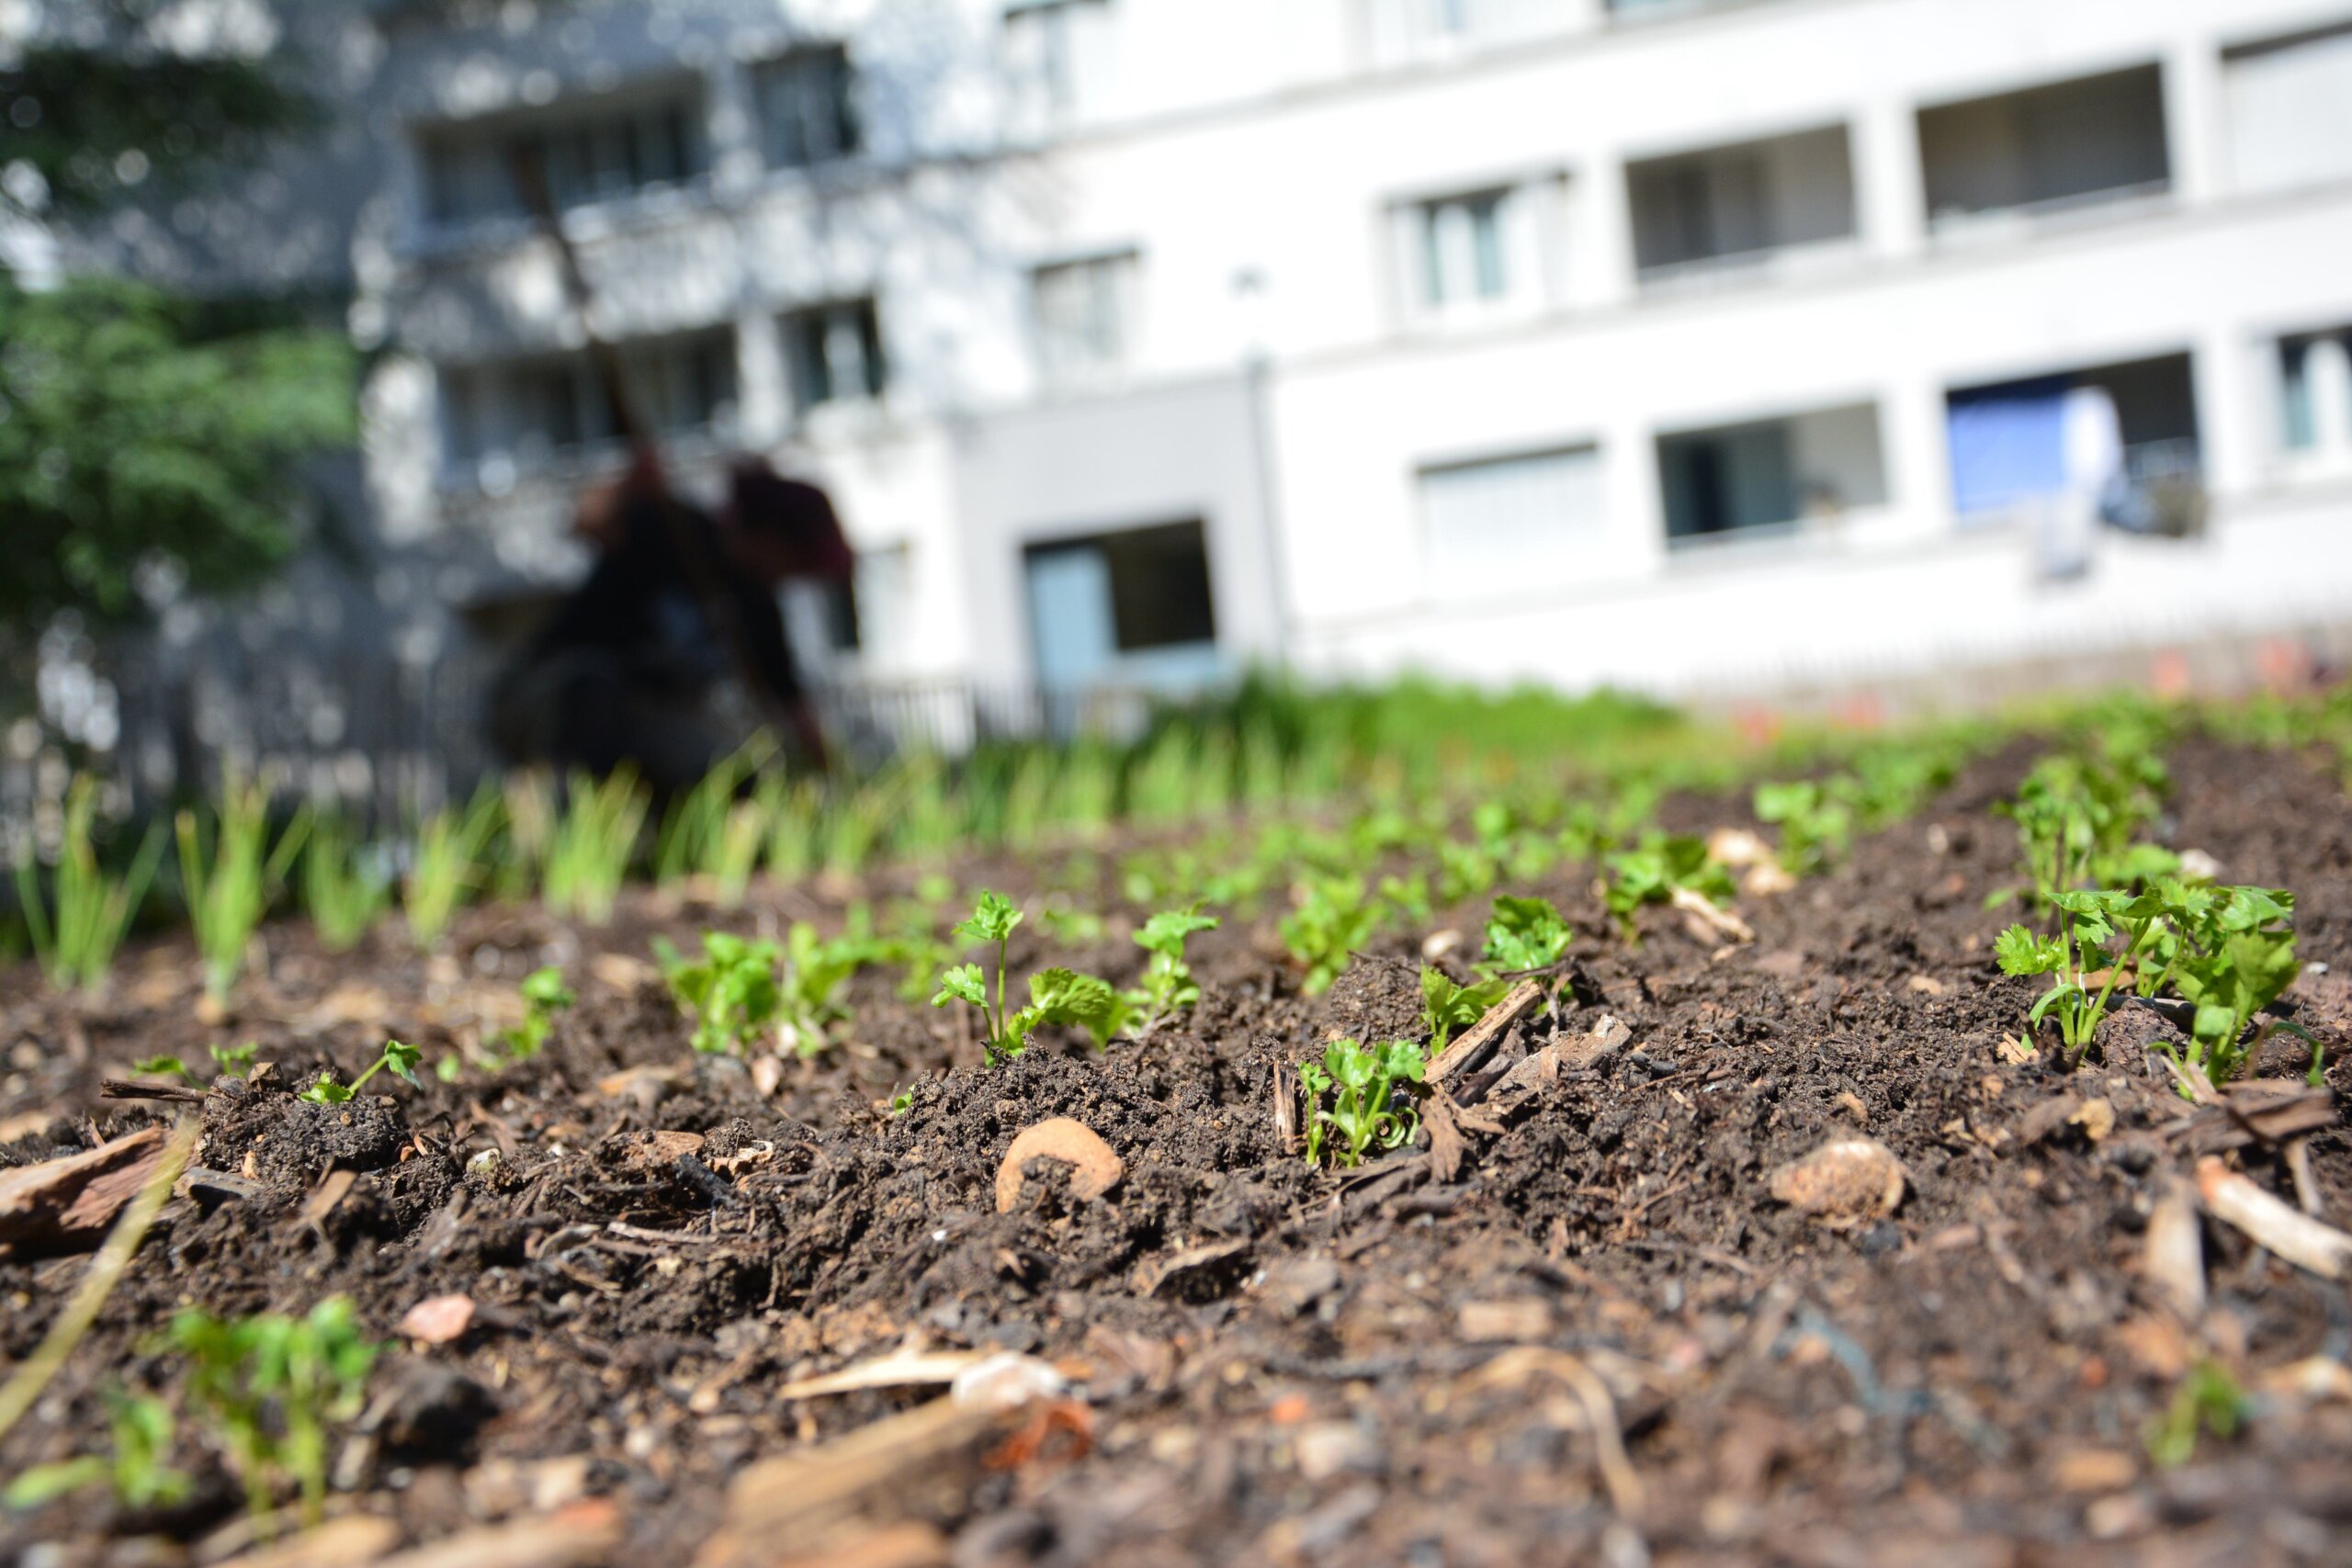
[1767,1137,1906,1229]
[995,1118,1124,1213]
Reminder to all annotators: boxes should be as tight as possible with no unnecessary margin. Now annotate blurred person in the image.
[490,446,847,794]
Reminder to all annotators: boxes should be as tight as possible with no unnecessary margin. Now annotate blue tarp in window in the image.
[1947,376,2070,517]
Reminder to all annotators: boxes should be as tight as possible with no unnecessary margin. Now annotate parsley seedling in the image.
[931,891,1125,1061]
[1602,833,1734,941]
[1420,966,1511,1055]
[1480,895,1572,976]
[299,1041,420,1104]
[1297,1038,1428,1168]
[486,966,575,1065]
[166,1296,378,1530]
[1125,905,1220,1036]
[655,931,783,1055]
[1280,875,1385,996]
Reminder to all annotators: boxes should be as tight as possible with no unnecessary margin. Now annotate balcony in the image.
[1918,65,2172,243]
[1627,124,1858,291]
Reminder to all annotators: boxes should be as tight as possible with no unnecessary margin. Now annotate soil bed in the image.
[6,736,2352,1566]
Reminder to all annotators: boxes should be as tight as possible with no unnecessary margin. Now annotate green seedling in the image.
[166,1296,378,1529]
[888,1085,915,1116]
[14,777,165,994]
[1754,779,1854,877]
[1434,839,1499,907]
[544,769,650,925]
[133,1040,258,1088]
[487,966,574,1065]
[1420,966,1511,1055]
[1602,833,1734,940]
[299,1040,420,1104]
[176,780,308,1003]
[4,1387,187,1512]
[1125,905,1220,1036]
[1297,1038,1428,1168]
[1280,874,1384,996]
[1035,900,1109,945]
[1999,882,2300,1085]
[655,931,781,1055]
[1480,894,1572,976]
[300,814,390,953]
[777,921,881,1056]
[2144,1359,2251,1468]
[931,891,1124,1061]
[404,784,503,950]
[2163,884,2302,1089]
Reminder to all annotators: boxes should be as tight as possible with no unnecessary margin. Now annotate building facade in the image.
[351,0,2352,739]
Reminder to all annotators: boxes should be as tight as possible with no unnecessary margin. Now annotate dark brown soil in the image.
[6,736,2352,1566]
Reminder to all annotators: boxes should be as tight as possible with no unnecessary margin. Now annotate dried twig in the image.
[2197,1156,2352,1280]
[97,1078,210,1104]
[1429,978,1546,1086]
[2143,1175,2206,1321]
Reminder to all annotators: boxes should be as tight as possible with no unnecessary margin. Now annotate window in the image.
[1031,251,1137,383]
[2224,23,2352,195]
[1419,190,1508,307]
[1024,520,1217,691]
[754,45,859,170]
[1419,446,1605,597]
[439,331,737,472]
[785,543,912,669]
[784,299,886,412]
[1394,182,1555,321]
[1658,403,1885,545]
[418,84,705,227]
[1362,0,1561,62]
[1003,0,1118,130]
[2281,331,2352,454]
[1917,65,2170,232]
[1628,125,1855,280]
[1944,355,2200,525]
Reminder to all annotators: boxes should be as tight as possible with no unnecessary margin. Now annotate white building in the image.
[349,0,2352,738]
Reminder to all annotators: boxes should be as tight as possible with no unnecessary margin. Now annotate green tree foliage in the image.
[0,274,356,637]
[0,2,355,650]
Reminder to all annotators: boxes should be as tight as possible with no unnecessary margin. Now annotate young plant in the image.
[1999,882,2301,1086]
[1297,1038,1428,1168]
[543,769,650,925]
[1602,832,1735,940]
[2143,1360,2250,1468]
[1125,905,1220,1036]
[299,1040,421,1104]
[167,1296,378,1529]
[3,1388,187,1513]
[1754,779,1854,877]
[403,784,502,950]
[487,966,575,1065]
[13,777,164,994]
[300,814,391,953]
[655,931,781,1055]
[176,780,308,1003]
[2162,884,2302,1088]
[1480,894,1572,976]
[930,890,1123,1061]
[133,1040,259,1089]
[1280,874,1384,996]
[1420,966,1511,1055]
[1996,890,2167,1066]
[776,921,880,1057]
